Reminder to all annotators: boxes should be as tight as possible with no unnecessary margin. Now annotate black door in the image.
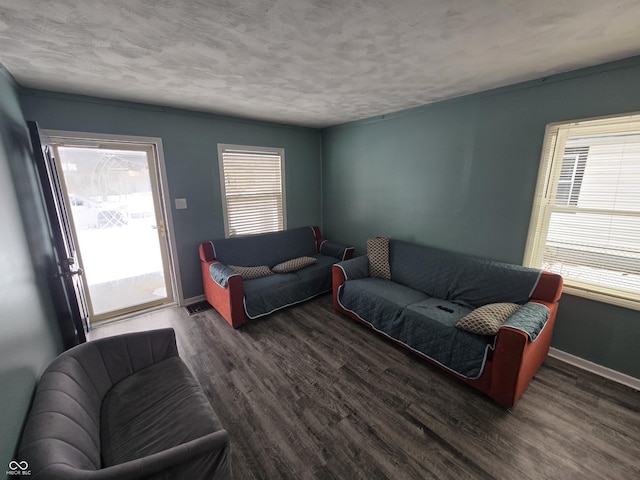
[28,122,88,344]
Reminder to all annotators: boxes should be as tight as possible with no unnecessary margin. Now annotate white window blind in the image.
[524,113,640,310]
[218,144,286,237]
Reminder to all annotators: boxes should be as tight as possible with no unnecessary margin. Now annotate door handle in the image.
[57,268,83,279]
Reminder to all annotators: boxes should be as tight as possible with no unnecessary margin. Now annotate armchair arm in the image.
[199,241,216,262]
[501,302,550,341]
[201,259,247,328]
[335,255,369,280]
[489,299,558,408]
[209,261,241,288]
[531,271,563,303]
[332,256,369,312]
[42,430,230,480]
[320,240,355,261]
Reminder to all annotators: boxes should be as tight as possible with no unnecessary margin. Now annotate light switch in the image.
[175,198,188,209]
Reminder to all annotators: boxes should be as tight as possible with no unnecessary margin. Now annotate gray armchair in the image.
[18,328,230,480]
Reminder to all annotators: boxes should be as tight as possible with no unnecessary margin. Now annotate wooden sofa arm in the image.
[531,271,564,303]
[332,264,346,311]
[489,300,558,408]
[201,260,247,328]
[332,258,369,310]
[320,240,355,261]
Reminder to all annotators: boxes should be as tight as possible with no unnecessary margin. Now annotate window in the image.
[218,144,286,237]
[524,113,640,310]
[555,147,588,206]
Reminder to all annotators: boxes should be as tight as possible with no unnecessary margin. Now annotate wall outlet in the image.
[175,198,188,209]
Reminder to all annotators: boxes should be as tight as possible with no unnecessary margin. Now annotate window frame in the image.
[217,143,287,238]
[524,112,640,311]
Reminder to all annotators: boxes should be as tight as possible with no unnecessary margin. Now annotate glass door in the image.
[52,139,174,324]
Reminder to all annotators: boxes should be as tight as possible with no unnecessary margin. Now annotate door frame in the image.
[27,122,87,346]
[41,130,184,310]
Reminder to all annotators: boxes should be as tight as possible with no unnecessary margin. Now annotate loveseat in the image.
[18,329,230,480]
[332,238,563,408]
[199,226,354,328]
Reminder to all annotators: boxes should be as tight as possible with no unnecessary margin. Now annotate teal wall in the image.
[322,57,640,379]
[12,57,640,383]
[19,90,322,300]
[0,69,62,469]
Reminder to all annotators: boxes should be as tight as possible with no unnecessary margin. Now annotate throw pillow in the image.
[272,256,317,273]
[456,303,521,336]
[229,265,273,280]
[367,236,391,280]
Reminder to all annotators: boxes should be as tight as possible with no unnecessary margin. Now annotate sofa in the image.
[199,226,353,328]
[17,329,230,480]
[332,239,563,408]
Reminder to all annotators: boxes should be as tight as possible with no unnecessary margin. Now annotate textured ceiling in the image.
[1,0,640,128]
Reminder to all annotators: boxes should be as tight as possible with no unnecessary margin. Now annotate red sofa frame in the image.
[332,266,563,408]
[200,226,353,328]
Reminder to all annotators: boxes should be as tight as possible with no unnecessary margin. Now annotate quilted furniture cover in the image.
[333,239,563,408]
[199,226,353,328]
[18,329,230,480]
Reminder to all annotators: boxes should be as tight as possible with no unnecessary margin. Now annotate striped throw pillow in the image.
[456,303,521,335]
[229,265,273,280]
[367,237,391,279]
[272,256,317,273]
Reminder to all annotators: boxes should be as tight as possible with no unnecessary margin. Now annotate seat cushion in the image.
[242,272,298,318]
[338,277,430,329]
[341,278,430,309]
[101,356,223,466]
[292,254,336,291]
[242,254,337,318]
[393,306,495,379]
[405,298,472,326]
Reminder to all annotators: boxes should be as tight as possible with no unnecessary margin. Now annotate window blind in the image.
[218,146,285,237]
[524,113,640,310]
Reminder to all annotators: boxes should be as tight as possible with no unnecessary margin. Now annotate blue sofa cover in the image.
[333,239,563,407]
[200,226,353,327]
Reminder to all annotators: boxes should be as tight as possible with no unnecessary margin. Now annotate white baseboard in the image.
[548,347,640,391]
[183,294,206,306]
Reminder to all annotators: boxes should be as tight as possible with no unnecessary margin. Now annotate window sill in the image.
[561,284,640,312]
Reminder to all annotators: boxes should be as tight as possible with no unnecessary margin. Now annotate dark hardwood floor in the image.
[91,295,640,479]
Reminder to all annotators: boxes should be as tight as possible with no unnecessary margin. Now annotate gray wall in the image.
[19,90,323,301]
[0,69,62,469]
[322,56,640,379]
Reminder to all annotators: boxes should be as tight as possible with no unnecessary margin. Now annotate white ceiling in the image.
[1,0,640,128]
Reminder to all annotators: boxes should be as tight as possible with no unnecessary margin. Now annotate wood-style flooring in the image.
[91,295,640,480]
